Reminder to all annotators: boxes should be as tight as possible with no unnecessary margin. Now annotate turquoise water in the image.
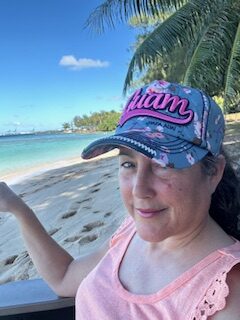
[0,132,107,178]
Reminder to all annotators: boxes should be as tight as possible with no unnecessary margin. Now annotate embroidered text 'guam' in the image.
[119,89,194,126]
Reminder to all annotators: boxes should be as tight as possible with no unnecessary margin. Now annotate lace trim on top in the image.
[192,271,229,320]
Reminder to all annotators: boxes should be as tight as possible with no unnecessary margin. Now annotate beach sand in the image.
[0,151,127,284]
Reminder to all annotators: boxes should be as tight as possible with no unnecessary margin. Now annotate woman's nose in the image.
[132,170,156,199]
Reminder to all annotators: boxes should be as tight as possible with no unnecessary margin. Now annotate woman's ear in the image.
[210,155,226,194]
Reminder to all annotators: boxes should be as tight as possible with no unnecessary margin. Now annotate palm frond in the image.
[85,0,187,34]
[123,0,223,92]
[224,22,240,112]
[183,6,238,96]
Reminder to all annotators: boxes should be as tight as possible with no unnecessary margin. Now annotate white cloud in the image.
[59,55,110,70]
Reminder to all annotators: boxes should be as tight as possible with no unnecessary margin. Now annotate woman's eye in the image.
[120,161,135,169]
[152,163,171,178]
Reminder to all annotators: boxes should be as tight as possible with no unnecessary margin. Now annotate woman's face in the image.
[118,147,219,243]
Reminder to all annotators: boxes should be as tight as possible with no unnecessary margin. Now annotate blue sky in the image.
[0,0,136,134]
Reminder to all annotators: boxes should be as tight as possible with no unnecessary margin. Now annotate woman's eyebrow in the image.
[118,148,134,157]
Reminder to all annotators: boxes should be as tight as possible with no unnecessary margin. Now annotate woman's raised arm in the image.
[0,182,109,297]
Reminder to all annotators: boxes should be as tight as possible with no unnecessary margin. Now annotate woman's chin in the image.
[135,224,168,243]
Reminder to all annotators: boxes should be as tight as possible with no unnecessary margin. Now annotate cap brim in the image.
[81,131,208,169]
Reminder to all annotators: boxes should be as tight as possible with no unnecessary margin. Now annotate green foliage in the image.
[223,22,240,113]
[128,15,189,88]
[62,122,71,130]
[86,0,240,113]
[72,110,121,132]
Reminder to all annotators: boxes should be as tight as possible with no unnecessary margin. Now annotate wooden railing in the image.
[0,279,75,319]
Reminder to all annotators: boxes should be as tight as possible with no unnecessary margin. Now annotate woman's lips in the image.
[136,208,165,218]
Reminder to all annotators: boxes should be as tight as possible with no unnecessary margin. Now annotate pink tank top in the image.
[76,217,240,319]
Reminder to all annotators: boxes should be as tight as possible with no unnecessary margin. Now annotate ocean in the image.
[0,132,108,182]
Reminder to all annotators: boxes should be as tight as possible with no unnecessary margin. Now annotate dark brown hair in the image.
[201,149,240,240]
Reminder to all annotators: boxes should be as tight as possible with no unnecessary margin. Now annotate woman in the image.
[1,80,240,319]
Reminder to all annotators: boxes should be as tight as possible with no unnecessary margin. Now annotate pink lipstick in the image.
[136,209,163,218]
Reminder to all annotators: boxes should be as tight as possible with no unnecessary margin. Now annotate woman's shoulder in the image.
[209,264,240,319]
[218,239,240,260]
[193,240,240,320]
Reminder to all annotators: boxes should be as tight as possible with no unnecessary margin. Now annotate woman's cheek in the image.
[119,175,132,201]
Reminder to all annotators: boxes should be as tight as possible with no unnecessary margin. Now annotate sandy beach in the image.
[0,151,127,285]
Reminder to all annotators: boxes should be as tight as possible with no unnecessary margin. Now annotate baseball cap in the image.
[81,80,225,169]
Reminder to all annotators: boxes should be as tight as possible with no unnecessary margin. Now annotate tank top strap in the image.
[109,216,135,248]
[191,240,240,319]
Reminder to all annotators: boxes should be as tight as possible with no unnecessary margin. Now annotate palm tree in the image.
[127,15,190,87]
[86,0,240,113]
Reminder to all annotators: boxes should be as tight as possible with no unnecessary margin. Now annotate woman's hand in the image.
[0,182,27,215]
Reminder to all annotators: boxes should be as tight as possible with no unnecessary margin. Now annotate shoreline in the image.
[2,150,119,186]
[0,131,110,186]
[2,156,85,186]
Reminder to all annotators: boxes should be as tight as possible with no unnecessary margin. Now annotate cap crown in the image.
[117,80,224,156]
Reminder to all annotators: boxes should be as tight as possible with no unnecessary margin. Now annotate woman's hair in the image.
[201,148,240,240]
